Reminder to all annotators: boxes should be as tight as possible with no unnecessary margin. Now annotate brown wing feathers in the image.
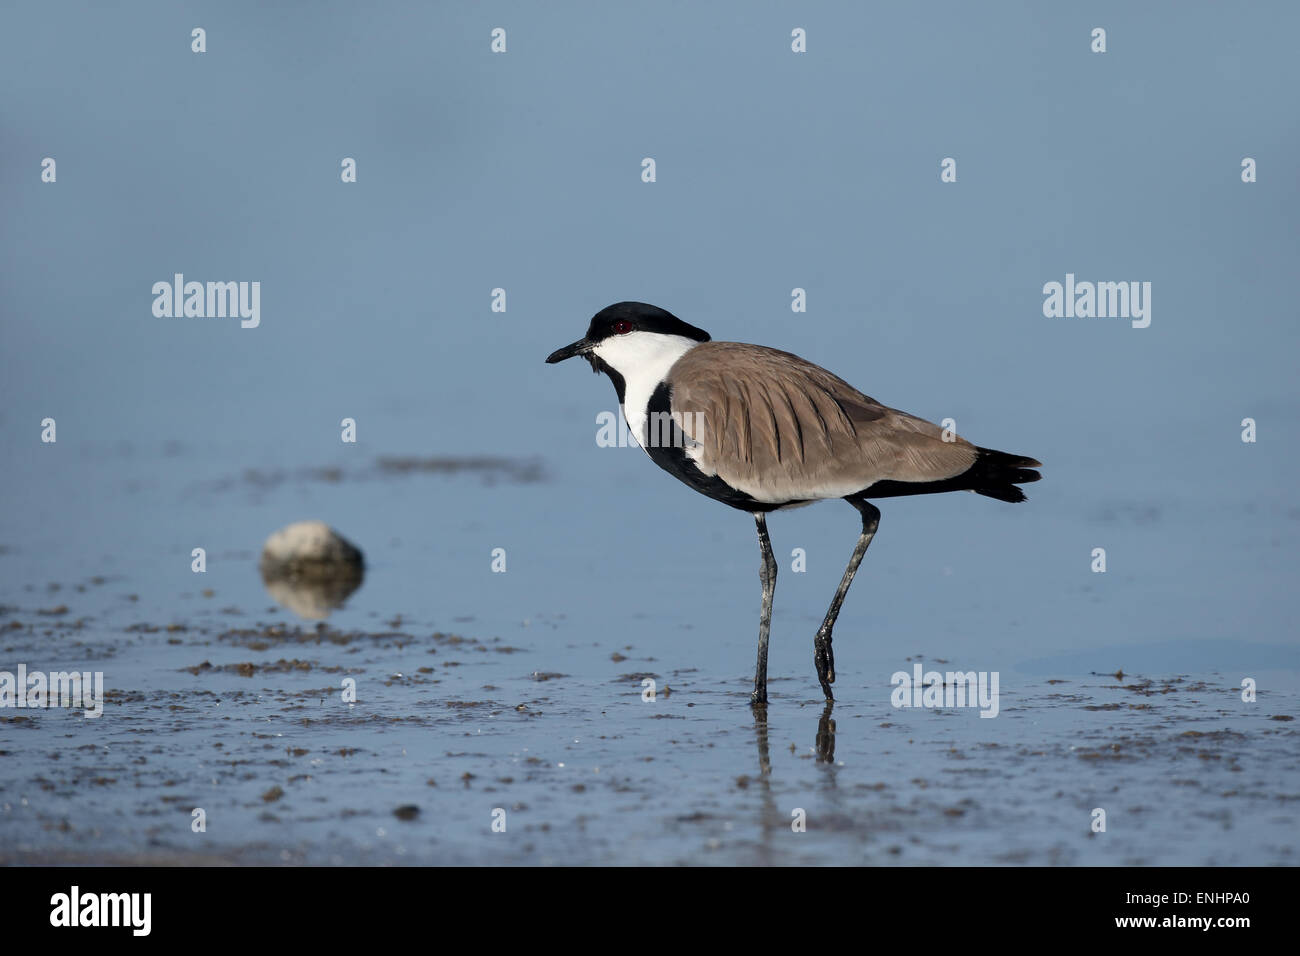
[667,342,1035,505]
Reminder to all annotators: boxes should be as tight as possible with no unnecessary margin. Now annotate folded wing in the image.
[666,342,980,504]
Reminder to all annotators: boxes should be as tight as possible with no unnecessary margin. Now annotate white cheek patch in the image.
[592,331,696,373]
[592,332,700,448]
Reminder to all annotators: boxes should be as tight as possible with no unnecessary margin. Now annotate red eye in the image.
[613,320,633,335]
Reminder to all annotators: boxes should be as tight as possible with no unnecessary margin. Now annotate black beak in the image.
[545,338,592,364]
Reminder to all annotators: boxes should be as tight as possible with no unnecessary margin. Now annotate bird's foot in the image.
[814,628,836,696]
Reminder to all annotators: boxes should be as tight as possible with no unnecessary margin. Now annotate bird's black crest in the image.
[585,302,711,345]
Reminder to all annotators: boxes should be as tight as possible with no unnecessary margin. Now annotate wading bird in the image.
[546,302,1041,706]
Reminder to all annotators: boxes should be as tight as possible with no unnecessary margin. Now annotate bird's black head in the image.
[582,302,711,348]
[544,302,710,368]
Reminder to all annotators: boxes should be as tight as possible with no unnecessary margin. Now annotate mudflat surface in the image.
[1,444,1295,865]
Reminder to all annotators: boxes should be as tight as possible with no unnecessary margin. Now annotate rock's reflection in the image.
[260,565,363,619]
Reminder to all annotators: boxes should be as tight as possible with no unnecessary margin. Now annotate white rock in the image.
[260,520,363,576]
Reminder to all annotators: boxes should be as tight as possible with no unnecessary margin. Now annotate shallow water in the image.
[1,442,1295,866]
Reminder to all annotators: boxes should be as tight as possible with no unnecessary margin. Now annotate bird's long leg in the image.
[814,499,881,701]
[751,512,777,708]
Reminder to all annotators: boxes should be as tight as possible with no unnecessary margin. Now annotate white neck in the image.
[592,331,700,447]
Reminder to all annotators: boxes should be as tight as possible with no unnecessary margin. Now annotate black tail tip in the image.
[975,484,1029,503]
[972,448,1042,503]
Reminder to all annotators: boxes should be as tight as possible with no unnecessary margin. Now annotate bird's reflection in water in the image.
[749,704,778,865]
[748,700,840,861]
[815,700,836,764]
[753,704,772,776]
[751,700,838,777]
